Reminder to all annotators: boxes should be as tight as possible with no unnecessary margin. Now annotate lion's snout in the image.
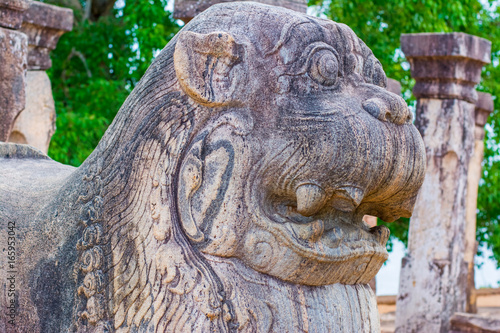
[362,86,413,125]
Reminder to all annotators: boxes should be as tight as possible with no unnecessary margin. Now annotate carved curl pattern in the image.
[75,163,111,330]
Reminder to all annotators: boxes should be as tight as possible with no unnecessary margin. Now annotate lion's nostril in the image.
[363,98,393,123]
[393,95,412,125]
[295,184,327,217]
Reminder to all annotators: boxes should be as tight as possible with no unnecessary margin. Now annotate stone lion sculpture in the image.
[0,2,426,332]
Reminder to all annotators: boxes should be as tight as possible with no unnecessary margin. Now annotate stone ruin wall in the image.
[0,0,73,154]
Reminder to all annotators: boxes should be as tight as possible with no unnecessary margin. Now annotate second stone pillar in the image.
[7,1,73,153]
[395,32,491,333]
[464,92,494,314]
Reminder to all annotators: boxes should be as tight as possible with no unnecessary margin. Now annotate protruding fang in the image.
[295,183,327,217]
[331,186,364,212]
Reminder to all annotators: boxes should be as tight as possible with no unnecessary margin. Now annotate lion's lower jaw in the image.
[203,254,381,332]
[240,244,387,285]
[233,224,388,285]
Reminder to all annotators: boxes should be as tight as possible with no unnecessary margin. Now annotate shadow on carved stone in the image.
[0,3,426,332]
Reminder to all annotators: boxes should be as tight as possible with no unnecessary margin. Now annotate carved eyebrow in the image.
[265,19,312,55]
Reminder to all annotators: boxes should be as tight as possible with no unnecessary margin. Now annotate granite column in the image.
[464,92,494,314]
[395,32,491,333]
[7,1,73,153]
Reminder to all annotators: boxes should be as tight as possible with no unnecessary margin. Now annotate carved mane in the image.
[71,30,231,329]
[0,2,427,332]
[67,3,397,331]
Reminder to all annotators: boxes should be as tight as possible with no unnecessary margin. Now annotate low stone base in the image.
[450,312,500,333]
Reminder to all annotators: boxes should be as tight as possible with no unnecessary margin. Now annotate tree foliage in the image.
[308,0,500,267]
[44,0,179,166]
[44,0,500,267]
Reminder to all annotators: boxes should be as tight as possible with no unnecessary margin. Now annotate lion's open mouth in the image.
[265,202,390,262]
[242,142,403,284]
[241,197,390,285]
[285,219,390,247]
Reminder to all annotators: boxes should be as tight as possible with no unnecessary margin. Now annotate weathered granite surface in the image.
[397,33,491,333]
[8,71,56,154]
[0,27,28,141]
[362,77,402,231]
[21,0,73,70]
[0,0,29,29]
[0,3,426,332]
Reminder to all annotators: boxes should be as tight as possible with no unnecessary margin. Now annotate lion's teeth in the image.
[331,186,364,212]
[323,226,344,248]
[369,225,390,245]
[295,184,326,217]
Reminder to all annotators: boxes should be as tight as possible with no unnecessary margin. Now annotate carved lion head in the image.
[171,3,426,286]
[0,3,428,332]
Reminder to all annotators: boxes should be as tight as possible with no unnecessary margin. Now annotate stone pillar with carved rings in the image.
[395,32,491,333]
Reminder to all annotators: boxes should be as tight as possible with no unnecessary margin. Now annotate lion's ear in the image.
[178,139,206,243]
[174,31,243,107]
[178,134,234,244]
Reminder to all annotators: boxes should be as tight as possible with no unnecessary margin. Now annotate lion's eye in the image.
[308,50,339,86]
